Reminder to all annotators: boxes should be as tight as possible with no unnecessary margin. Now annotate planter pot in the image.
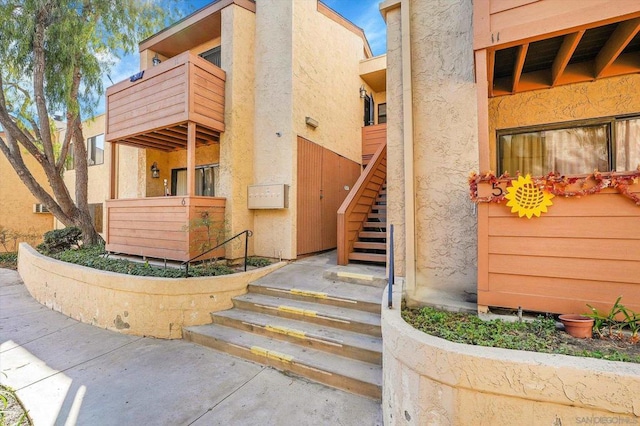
[559,314,594,338]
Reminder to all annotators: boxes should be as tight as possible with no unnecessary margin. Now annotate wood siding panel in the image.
[477,181,640,314]
[105,196,225,262]
[106,52,226,143]
[297,137,323,255]
[475,0,640,50]
[297,137,361,256]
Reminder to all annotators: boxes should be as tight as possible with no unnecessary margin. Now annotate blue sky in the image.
[102,1,386,114]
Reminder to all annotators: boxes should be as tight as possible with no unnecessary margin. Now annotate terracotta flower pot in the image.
[559,314,594,338]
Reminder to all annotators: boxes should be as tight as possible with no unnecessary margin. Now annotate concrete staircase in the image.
[183,267,383,400]
[348,184,387,265]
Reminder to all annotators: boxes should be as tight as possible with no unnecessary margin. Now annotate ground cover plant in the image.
[0,253,17,270]
[402,306,640,364]
[50,245,234,278]
[0,385,31,426]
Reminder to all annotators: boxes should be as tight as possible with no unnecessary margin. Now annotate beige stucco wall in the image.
[18,243,285,339]
[385,0,479,305]
[489,74,640,172]
[145,144,221,197]
[252,0,295,260]
[292,0,366,164]
[382,286,640,425]
[218,4,256,259]
[252,0,370,260]
[0,137,54,251]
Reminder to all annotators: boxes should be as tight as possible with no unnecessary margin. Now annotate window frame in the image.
[496,113,640,176]
[87,133,105,166]
[170,164,219,197]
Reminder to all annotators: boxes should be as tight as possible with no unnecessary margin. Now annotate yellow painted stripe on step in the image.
[265,325,307,339]
[250,346,294,363]
[336,272,374,281]
[290,289,328,299]
[278,305,317,317]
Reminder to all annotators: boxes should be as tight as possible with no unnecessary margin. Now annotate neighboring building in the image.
[0,131,55,252]
[381,0,640,314]
[103,0,387,262]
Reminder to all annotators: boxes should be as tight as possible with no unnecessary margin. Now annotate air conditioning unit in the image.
[33,203,50,214]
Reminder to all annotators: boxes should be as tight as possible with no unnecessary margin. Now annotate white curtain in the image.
[175,170,187,196]
[500,126,608,175]
[616,118,640,172]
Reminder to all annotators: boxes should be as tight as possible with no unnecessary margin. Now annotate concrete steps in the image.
[183,270,384,399]
[183,325,382,400]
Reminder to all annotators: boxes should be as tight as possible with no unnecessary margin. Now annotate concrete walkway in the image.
[0,261,383,425]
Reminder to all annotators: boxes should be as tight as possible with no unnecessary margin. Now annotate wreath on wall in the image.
[469,169,640,210]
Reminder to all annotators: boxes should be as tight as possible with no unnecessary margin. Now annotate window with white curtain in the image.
[498,116,640,176]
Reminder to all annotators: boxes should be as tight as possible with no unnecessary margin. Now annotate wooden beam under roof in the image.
[551,30,585,86]
[594,17,640,78]
[487,49,495,97]
[512,43,529,93]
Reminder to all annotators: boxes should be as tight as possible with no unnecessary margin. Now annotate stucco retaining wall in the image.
[382,285,640,425]
[18,243,285,339]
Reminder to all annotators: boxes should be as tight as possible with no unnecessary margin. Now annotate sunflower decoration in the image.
[505,174,554,218]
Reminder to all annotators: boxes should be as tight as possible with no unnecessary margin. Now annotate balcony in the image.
[105,51,225,150]
[105,196,226,262]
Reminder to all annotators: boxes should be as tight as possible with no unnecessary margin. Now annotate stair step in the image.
[353,242,386,251]
[371,204,386,211]
[363,221,386,228]
[232,293,381,337]
[367,213,386,220]
[248,284,380,313]
[183,324,382,399]
[348,252,386,263]
[210,309,382,364]
[358,231,386,240]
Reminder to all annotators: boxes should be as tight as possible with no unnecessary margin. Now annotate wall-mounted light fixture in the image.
[359,85,367,99]
[305,116,319,129]
[152,53,161,67]
[150,162,160,178]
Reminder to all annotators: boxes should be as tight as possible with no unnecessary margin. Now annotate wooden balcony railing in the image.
[105,196,226,262]
[337,143,387,265]
[362,123,386,167]
[105,51,225,151]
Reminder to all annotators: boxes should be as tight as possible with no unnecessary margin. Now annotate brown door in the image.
[297,137,323,255]
[297,137,360,256]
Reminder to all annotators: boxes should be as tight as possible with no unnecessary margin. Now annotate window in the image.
[200,46,221,68]
[171,164,219,196]
[364,94,374,126]
[87,134,104,166]
[378,103,387,124]
[498,116,640,176]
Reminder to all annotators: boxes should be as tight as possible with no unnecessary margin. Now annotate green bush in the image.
[246,257,272,268]
[0,252,18,270]
[37,227,82,254]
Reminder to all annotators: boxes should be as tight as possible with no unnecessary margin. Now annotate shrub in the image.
[0,252,18,270]
[37,227,82,254]
[246,257,272,268]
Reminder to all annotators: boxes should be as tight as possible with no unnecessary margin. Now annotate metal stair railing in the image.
[181,229,253,277]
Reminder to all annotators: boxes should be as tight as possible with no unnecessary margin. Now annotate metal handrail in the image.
[181,229,253,277]
[388,224,394,308]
